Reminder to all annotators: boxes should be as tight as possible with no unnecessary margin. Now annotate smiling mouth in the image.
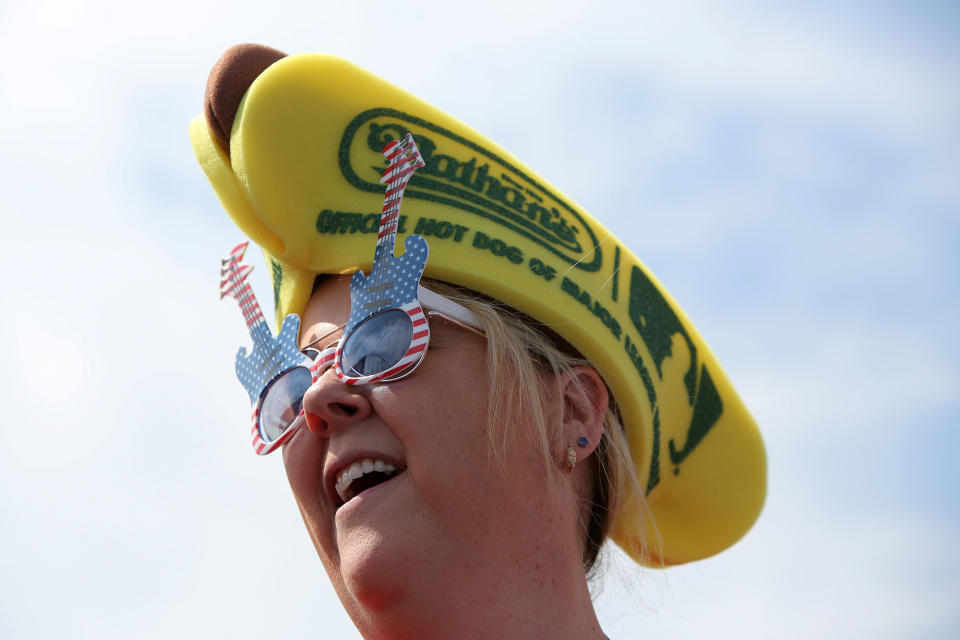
[334,458,404,506]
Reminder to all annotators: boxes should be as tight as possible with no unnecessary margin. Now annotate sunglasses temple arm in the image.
[418,285,484,333]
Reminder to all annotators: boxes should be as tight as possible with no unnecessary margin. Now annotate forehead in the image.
[300,276,351,346]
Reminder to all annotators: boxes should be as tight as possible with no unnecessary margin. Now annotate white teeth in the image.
[347,462,363,482]
[335,457,401,504]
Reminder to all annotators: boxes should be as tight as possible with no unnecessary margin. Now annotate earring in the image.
[564,446,577,474]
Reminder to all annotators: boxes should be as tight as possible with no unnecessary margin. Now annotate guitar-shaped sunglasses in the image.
[336,132,432,384]
[222,133,484,455]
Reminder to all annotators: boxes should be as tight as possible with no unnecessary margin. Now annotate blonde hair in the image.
[422,279,646,574]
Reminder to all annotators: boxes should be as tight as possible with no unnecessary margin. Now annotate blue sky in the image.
[1,1,957,638]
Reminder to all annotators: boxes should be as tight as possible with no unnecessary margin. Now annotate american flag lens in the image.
[340,308,414,377]
[259,366,313,443]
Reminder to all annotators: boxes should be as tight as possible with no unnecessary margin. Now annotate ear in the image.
[557,366,608,461]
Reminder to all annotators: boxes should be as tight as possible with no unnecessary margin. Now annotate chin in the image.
[329,471,432,611]
[336,534,414,614]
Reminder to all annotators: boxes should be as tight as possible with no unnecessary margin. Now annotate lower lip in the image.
[334,470,406,522]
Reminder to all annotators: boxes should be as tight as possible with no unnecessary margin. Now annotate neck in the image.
[346,525,605,639]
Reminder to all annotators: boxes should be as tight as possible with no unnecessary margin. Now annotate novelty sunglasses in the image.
[250,286,484,455]
[221,133,485,455]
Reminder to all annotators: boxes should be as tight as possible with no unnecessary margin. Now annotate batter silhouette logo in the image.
[338,108,603,272]
[627,265,724,493]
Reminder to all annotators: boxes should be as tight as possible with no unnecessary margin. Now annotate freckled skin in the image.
[283,277,607,640]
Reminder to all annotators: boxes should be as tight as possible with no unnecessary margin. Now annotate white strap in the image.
[417,285,484,332]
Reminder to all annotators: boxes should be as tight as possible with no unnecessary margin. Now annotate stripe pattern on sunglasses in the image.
[335,302,430,385]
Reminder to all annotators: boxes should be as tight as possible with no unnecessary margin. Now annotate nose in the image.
[302,371,373,438]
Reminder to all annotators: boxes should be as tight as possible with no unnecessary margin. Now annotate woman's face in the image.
[283,277,564,622]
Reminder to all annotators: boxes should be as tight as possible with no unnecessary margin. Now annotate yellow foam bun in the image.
[191,50,766,566]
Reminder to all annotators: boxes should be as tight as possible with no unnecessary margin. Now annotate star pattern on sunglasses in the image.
[235,313,306,403]
[346,237,428,329]
[221,242,310,404]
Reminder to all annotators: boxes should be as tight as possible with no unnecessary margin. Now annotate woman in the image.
[286,275,621,638]
[195,44,766,639]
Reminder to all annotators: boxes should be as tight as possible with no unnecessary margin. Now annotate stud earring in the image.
[577,436,588,447]
[564,446,577,474]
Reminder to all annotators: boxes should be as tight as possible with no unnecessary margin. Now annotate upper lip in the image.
[324,450,406,509]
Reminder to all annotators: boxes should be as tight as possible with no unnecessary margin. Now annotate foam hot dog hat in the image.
[191,44,766,567]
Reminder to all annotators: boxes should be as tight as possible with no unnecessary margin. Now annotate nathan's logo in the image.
[338,108,602,272]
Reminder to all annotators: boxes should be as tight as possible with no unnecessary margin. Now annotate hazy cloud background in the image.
[1,1,957,638]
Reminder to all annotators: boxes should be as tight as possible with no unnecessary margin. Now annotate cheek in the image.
[368,366,488,505]
[403,368,489,455]
[282,431,336,559]
[400,367,540,520]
